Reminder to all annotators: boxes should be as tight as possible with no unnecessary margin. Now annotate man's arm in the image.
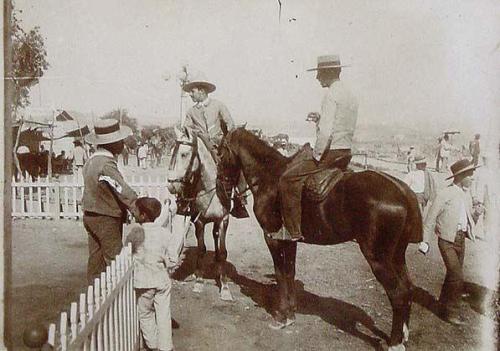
[422,190,445,242]
[219,102,235,132]
[183,109,195,130]
[99,161,139,218]
[313,94,337,161]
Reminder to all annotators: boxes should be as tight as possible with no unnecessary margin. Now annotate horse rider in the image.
[270,55,359,241]
[181,73,249,218]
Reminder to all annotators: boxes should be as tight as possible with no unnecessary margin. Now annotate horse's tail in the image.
[381,172,423,244]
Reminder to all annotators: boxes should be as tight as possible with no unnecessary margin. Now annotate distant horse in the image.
[167,128,234,301]
[14,152,46,181]
[218,128,422,351]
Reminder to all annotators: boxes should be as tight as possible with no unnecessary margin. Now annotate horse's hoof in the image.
[184,274,196,282]
[268,320,286,330]
[220,286,234,301]
[388,344,405,351]
[193,282,204,293]
[285,318,296,326]
[403,323,409,342]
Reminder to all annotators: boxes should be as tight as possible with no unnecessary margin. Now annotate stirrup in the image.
[266,227,303,241]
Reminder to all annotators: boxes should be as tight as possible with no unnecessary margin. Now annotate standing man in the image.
[439,134,452,172]
[83,119,140,283]
[272,55,359,241]
[422,159,481,325]
[435,136,443,172]
[403,155,436,213]
[72,140,87,181]
[122,143,129,166]
[182,73,249,218]
[138,142,149,170]
[469,133,480,166]
[406,146,415,173]
[403,155,437,254]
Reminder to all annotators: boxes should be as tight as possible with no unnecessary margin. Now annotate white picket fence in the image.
[11,174,169,219]
[47,244,139,350]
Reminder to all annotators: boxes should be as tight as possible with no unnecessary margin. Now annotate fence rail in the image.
[11,174,169,219]
[47,244,139,351]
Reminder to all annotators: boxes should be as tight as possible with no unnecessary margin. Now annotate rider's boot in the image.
[267,192,304,241]
[230,195,249,218]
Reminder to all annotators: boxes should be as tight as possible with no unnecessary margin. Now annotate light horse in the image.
[167,128,233,301]
[218,128,423,351]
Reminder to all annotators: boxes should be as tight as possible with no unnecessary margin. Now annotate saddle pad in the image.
[304,168,343,202]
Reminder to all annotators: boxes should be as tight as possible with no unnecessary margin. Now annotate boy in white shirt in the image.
[125,196,188,351]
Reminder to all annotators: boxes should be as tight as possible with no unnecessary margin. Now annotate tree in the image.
[100,109,138,133]
[11,10,49,113]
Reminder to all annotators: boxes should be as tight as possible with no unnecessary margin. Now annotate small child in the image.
[125,196,186,351]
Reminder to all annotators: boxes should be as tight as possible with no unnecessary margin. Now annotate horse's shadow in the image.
[174,247,388,350]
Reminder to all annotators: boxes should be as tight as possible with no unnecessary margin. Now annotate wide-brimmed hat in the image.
[307,55,349,71]
[182,72,216,93]
[85,119,132,145]
[445,159,480,180]
[414,155,427,164]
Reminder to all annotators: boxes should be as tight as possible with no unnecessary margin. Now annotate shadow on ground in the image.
[175,247,389,350]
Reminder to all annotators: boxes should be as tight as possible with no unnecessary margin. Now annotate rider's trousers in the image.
[279,149,351,238]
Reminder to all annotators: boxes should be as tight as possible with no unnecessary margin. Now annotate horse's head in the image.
[167,127,200,194]
[218,130,243,188]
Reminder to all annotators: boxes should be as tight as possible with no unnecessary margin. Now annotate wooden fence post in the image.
[54,183,61,220]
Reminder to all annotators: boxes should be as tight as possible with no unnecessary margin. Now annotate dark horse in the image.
[218,128,422,350]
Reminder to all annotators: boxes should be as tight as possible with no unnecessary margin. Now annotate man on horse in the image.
[181,73,249,218]
[270,55,359,241]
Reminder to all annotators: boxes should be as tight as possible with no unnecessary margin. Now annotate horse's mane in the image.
[229,128,288,174]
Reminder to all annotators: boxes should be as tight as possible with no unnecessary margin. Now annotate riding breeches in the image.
[279,149,352,237]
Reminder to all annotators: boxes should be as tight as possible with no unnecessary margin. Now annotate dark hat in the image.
[307,55,349,71]
[85,119,132,145]
[445,159,480,180]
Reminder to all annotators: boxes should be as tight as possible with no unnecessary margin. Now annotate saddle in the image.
[304,168,345,202]
[287,144,347,202]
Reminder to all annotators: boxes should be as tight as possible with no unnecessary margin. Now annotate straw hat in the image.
[182,72,216,93]
[414,155,427,164]
[85,119,132,145]
[307,55,349,71]
[445,159,480,180]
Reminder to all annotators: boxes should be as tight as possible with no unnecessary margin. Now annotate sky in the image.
[15,0,500,143]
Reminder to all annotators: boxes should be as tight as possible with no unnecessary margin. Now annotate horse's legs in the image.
[359,242,409,349]
[282,241,298,324]
[394,247,413,343]
[213,216,232,301]
[264,237,289,328]
[193,221,206,293]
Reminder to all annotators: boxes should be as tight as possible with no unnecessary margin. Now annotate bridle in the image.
[219,134,259,195]
[167,133,220,223]
[217,137,239,186]
[167,135,200,187]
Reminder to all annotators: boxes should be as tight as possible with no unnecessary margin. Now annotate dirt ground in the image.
[9,162,499,350]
